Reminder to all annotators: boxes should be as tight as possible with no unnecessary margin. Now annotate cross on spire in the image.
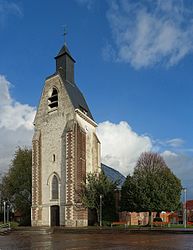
[63,25,67,45]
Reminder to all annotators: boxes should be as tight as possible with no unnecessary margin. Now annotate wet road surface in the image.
[1,231,193,250]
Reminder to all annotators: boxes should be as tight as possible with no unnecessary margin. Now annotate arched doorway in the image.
[51,205,60,226]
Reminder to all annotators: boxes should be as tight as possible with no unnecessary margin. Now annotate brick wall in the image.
[32,132,42,225]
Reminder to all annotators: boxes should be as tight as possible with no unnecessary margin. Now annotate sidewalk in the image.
[53,226,193,234]
[0,224,11,235]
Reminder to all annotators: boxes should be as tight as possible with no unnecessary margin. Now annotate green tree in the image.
[121,152,182,224]
[121,174,140,212]
[81,171,118,224]
[1,147,32,225]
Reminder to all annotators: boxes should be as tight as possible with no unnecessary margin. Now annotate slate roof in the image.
[55,44,75,62]
[101,163,126,188]
[59,71,94,120]
[46,44,94,121]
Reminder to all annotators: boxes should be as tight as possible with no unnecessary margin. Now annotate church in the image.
[31,41,101,227]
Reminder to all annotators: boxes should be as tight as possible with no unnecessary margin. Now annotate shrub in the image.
[153,217,162,222]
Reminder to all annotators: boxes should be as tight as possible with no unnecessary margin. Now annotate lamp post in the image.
[182,188,187,229]
[7,203,9,223]
[3,201,6,224]
[99,194,102,227]
[0,187,1,213]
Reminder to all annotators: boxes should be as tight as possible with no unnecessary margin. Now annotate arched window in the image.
[48,88,58,109]
[52,175,59,199]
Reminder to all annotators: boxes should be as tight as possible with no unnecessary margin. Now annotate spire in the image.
[55,44,75,62]
[55,33,76,84]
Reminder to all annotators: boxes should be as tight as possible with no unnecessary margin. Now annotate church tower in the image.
[31,42,101,227]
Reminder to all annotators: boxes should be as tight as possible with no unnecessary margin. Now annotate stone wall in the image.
[32,74,101,227]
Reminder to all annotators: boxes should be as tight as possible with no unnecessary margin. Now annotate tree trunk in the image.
[148,211,153,227]
[156,211,160,218]
[96,208,100,225]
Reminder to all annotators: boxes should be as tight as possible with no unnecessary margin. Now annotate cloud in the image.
[97,121,152,176]
[1,75,192,199]
[106,0,193,69]
[97,121,193,198]
[162,150,193,199]
[153,137,185,151]
[166,138,184,148]
[102,42,116,62]
[0,0,22,27]
[161,150,177,158]
[75,0,95,9]
[0,75,11,105]
[0,75,35,172]
[0,75,36,130]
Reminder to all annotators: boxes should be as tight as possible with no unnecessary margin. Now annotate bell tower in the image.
[31,41,101,227]
[55,44,75,84]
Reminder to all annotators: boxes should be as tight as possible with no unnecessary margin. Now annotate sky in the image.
[0,0,193,198]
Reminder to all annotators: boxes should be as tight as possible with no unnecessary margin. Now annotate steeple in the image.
[55,44,76,84]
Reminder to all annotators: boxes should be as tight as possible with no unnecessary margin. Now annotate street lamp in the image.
[7,203,9,223]
[99,194,102,227]
[182,188,187,229]
[3,201,6,224]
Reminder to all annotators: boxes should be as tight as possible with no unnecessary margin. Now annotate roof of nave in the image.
[101,163,126,188]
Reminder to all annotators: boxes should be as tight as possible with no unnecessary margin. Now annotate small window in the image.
[52,154,56,162]
[48,88,58,109]
[52,175,59,200]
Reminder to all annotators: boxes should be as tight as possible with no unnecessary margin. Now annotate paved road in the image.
[0,231,193,249]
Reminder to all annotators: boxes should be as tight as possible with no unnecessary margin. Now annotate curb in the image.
[53,227,193,235]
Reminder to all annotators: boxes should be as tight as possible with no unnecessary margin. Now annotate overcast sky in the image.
[0,0,193,198]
